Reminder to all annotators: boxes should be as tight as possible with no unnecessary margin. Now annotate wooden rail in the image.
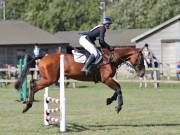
[0,67,179,88]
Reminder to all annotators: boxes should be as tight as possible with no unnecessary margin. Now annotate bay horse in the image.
[15,47,145,113]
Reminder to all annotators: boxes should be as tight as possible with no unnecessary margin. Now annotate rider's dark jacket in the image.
[82,25,111,50]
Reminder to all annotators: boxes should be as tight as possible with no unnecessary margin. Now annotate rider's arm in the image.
[99,27,112,50]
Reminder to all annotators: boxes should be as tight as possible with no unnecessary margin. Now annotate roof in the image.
[131,14,180,43]
[105,29,147,46]
[55,29,147,47]
[54,31,81,47]
[0,20,67,45]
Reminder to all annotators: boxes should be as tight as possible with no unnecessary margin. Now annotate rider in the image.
[79,16,113,76]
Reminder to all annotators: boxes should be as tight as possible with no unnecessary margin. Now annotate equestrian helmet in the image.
[102,16,112,25]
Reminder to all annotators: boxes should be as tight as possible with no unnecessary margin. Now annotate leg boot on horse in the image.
[103,75,123,113]
[106,92,117,105]
[106,90,123,113]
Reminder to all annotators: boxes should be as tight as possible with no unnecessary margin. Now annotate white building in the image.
[132,14,180,75]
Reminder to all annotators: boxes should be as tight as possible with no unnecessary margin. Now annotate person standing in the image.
[176,61,180,80]
[142,43,155,67]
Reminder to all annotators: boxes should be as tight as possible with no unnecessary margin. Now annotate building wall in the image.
[162,42,176,75]
[0,44,68,66]
[136,21,180,62]
[0,47,17,65]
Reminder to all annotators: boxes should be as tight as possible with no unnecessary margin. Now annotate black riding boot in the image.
[81,54,95,76]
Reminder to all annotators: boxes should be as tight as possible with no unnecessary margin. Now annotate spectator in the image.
[33,44,46,58]
[152,56,159,68]
[176,61,180,80]
[142,43,155,59]
[142,43,155,67]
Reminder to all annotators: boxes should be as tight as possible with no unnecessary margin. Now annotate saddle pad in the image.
[72,50,87,63]
[72,50,102,64]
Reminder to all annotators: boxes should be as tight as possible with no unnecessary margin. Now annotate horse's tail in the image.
[14,55,43,90]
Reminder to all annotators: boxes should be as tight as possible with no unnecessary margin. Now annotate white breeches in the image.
[79,35,98,57]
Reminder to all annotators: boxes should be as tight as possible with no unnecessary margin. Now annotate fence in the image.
[0,66,180,87]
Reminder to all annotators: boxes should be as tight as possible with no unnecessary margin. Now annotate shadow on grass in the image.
[77,85,89,88]
[67,123,89,132]
[64,123,180,132]
[46,123,89,132]
[89,123,180,128]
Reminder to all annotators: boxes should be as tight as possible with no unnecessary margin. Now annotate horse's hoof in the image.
[115,106,122,114]
[22,103,32,113]
[106,98,112,105]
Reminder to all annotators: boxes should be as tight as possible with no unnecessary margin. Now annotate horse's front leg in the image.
[106,91,117,105]
[104,78,123,113]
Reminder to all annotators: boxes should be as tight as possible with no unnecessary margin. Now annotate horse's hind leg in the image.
[22,79,36,113]
[22,77,56,113]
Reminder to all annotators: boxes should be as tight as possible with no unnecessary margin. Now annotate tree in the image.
[21,0,100,32]
[4,0,27,20]
[106,0,180,29]
[4,0,180,31]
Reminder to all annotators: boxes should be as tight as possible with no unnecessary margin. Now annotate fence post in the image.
[60,55,66,132]
[144,76,147,88]
[44,87,49,126]
[19,59,23,101]
[153,69,158,88]
[23,56,28,100]
[43,54,66,132]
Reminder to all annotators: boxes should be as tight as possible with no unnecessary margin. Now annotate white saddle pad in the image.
[72,50,102,64]
[72,50,87,63]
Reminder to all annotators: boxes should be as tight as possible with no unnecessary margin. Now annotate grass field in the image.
[1,82,180,135]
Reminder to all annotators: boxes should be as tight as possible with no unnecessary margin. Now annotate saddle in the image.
[72,49,102,65]
[72,48,103,82]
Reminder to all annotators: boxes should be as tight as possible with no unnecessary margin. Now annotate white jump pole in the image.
[44,87,49,126]
[43,54,66,132]
[60,55,66,132]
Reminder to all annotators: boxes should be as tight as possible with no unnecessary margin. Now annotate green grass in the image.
[1,82,180,135]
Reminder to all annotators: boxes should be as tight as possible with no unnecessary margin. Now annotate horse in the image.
[15,47,145,113]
